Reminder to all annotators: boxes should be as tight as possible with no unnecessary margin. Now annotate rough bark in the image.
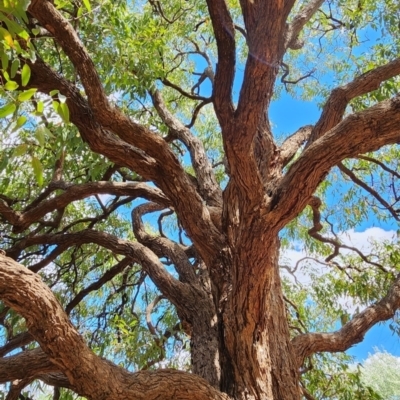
[1,0,400,399]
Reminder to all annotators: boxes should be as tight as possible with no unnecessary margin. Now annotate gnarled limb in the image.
[291,273,400,367]
[271,94,400,231]
[0,254,230,400]
[132,202,198,285]
[307,57,400,146]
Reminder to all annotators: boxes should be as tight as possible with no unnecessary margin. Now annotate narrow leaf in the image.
[35,126,46,146]
[0,102,16,118]
[13,143,27,157]
[17,88,37,101]
[31,156,44,186]
[82,0,91,12]
[21,64,31,86]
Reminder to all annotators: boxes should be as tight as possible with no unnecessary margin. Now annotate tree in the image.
[360,350,400,399]
[0,0,400,399]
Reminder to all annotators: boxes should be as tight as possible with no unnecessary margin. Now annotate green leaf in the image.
[31,156,44,186]
[36,100,44,114]
[21,63,30,86]
[17,88,37,101]
[49,89,59,97]
[1,51,8,70]
[0,102,16,118]
[59,102,70,123]
[83,0,91,12]
[35,126,46,146]
[13,115,27,131]
[12,143,27,157]
[10,58,19,78]
[4,80,18,90]
[0,27,13,47]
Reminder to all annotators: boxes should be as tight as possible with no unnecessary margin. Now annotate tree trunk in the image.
[190,234,300,399]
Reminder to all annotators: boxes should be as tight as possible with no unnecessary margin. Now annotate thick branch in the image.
[28,1,225,267]
[279,125,313,166]
[285,0,325,50]
[205,0,235,128]
[307,57,400,145]
[292,273,400,367]
[0,254,229,400]
[271,94,400,231]
[0,348,58,383]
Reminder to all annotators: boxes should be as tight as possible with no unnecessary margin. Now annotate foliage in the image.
[0,0,400,399]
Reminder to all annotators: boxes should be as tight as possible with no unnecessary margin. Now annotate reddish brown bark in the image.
[1,0,400,399]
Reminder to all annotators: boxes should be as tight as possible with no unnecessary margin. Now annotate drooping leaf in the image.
[31,156,44,186]
[21,63,31,86]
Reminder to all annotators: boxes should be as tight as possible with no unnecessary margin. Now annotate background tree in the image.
[0,0,400,399]
[360,350,400,399]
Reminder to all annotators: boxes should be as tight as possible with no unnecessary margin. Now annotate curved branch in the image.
[271,94,400,231]
[1,181,170,234]
[279,125,313,166]
[285,0,325,50]
[338,162,400,221]
[308,196,388,272]
[132,203,198,285]
[307,57,400,146]
[0,254,229,400]
[292,273,400,367]
[151,90,222,207]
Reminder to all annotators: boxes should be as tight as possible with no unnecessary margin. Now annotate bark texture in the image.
[1,0,400,399]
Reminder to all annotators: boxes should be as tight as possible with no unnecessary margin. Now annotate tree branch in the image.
[338,162,400,221]
[279,125,313,166]
[292,273,400,367]
[205,0,235,129]
[1,181,170,234]
[132,203,198,285]
[307,57,400,146]
[285,0,325,50]
[0,348,58,383]
[28,1,225,267]
[0,254,229,400]
[271,94,400,231]
[151,90,222,207]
